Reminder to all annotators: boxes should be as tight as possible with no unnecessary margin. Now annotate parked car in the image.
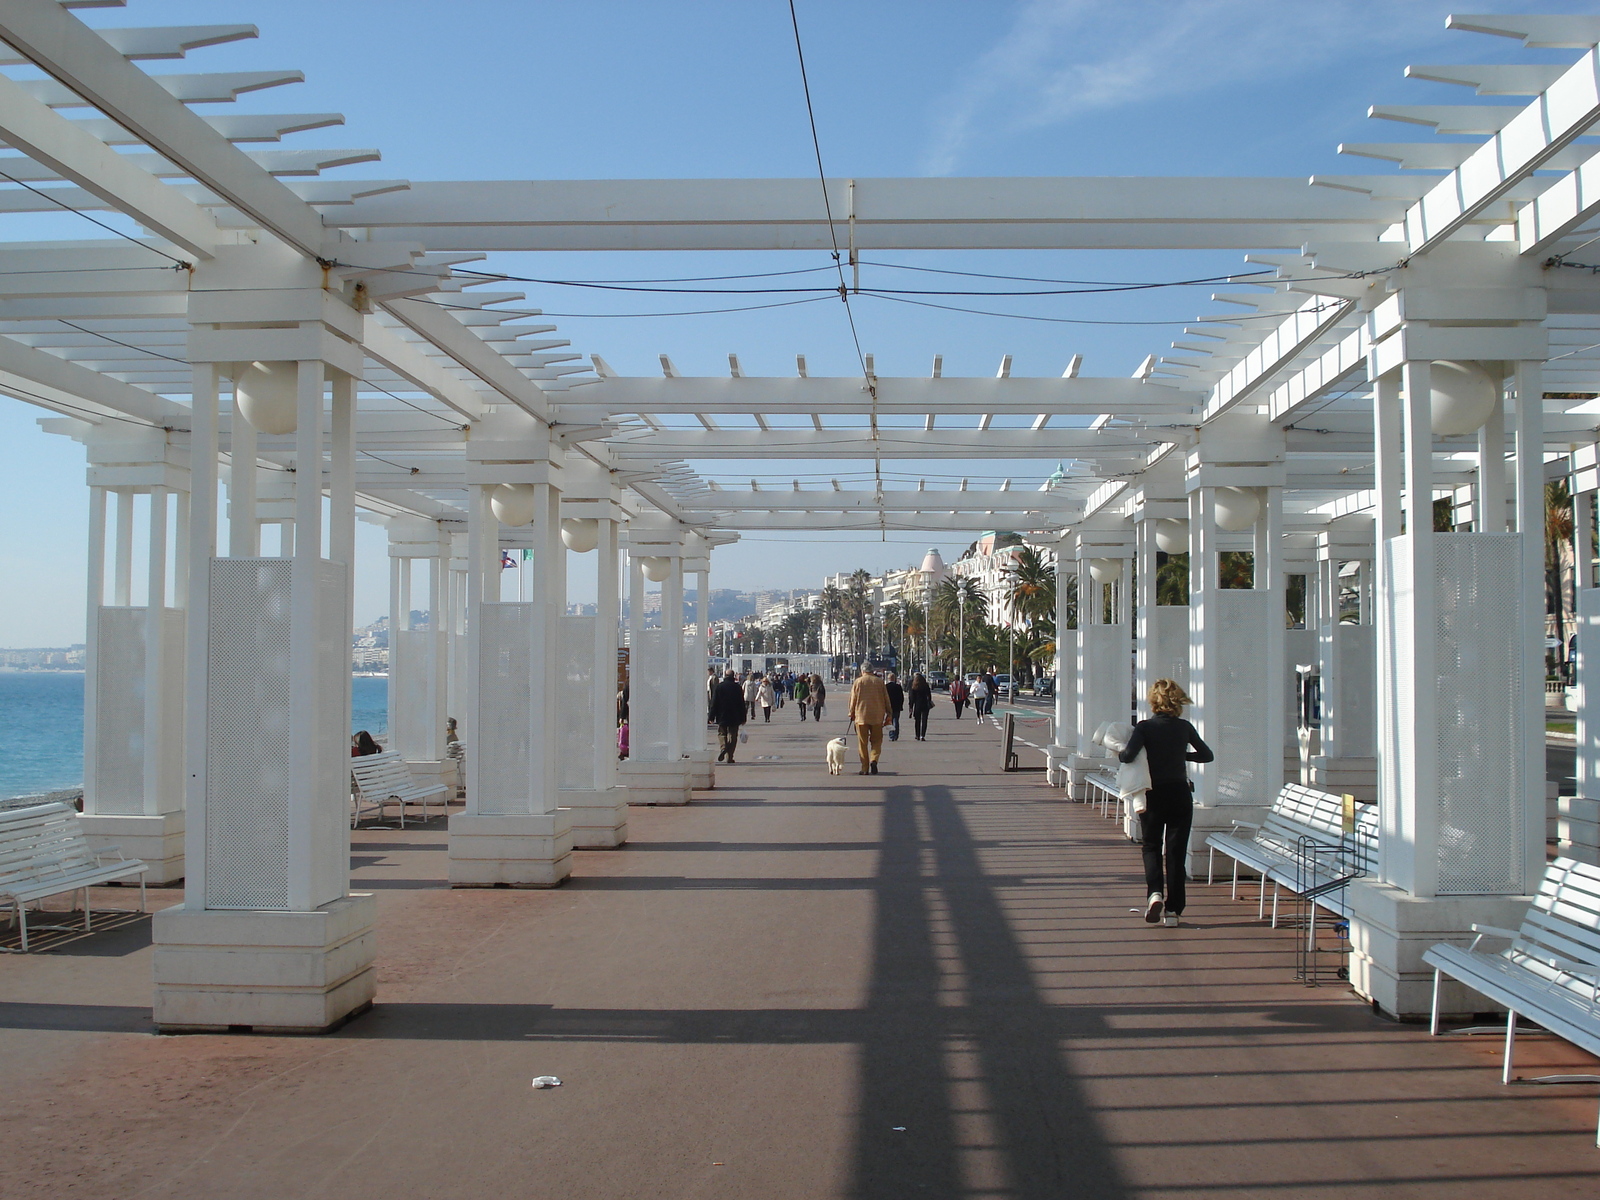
[1036,675,1055,698]
[993,673,1011,697]
[928,670,950,690]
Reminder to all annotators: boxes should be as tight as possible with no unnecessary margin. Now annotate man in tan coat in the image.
[847,667,892,775]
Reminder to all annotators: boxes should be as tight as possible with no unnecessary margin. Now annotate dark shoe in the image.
[870,762,879,775]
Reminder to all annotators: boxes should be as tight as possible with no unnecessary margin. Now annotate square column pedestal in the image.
[561,787,629,848]
[621,759,693,805]
[79,811,185,885]
[152,894,377,1033]
[447,811,573,887]
[687,746,715,790]
[1346,881,1533,1020]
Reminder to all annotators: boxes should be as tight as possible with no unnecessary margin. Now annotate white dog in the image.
[825,737,848,775]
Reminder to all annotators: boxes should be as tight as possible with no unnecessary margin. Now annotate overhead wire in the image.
[0,168,191,269]
[785,0,883,538]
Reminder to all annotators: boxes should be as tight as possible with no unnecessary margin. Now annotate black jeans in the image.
[912,708,929,739]
[1140,784,1194,915]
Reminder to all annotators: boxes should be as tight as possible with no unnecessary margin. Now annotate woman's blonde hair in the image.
[1149,678,1191,716]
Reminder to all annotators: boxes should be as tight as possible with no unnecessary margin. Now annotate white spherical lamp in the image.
[490,482,537,527]
[233,360,298,435]
[1213,486,1262,532]
[1154,518,1189,554]
[1088,558,1123,584]
[1429,360,1498,436]
[638,555,671,582]
[561,517,599,553]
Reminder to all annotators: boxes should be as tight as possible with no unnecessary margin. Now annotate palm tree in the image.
[846,568,873,661]
[931,576,987,673]
[819,585,848,656]
[1001,546,1056,632]
[1548,478,1574,673]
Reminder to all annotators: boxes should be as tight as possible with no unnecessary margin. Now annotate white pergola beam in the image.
[0,0,328,257]
[607,429,1153,459]
[359,316,485,422]
[327,178,1404,252]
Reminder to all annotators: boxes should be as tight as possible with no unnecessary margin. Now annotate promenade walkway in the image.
[2,708,1598,1198]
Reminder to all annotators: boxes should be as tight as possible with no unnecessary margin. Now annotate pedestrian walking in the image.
[795,673,811,719]
[743,672,761,721]
[757,675,775,722]
[809,674,826,721]
[710,669,748,764]
[949,676,968,719]
[907,673,934,740]
[970,675,989,719]
[1117,678,1213,927]
[846,667,892,775]
[980,670,999,716]
[885,672,904,741]
[706,666,718,725]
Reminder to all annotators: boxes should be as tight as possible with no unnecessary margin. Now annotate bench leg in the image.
[18,903,28,952]
[1207,846,1215,887]
[1270,884,1279,928]
[82,886,91,932]
[1430,969,1442,1036]
[139,876,146,915]
[1231,858,1240,901]
[1502,1010,1517,1085]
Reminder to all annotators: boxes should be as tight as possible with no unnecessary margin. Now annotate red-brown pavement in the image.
[2,704,1598,1199]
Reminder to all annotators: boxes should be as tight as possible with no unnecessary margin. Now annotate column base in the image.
[1046,744,1073,789]
[1559,796,1600,866]
[152,893,377,1034]
[1063,753,1115,800]
[1190,802,1271,877]
[447,811,573,886]
[620,760,693,806]
[1347,880,1534,1020]
[1308,756,1377,803]
[560,787,629,848]
[79,810,185,885]
[687,747,715,790]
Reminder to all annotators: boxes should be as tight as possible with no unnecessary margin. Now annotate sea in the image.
[0,671,389,799]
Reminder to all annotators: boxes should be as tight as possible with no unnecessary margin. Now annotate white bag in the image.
[1097,721,1151,813]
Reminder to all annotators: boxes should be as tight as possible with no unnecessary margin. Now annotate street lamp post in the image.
[958,587,965,681]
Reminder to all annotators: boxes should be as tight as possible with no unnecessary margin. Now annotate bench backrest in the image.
[1263,783,1378,878]
[1506,858,1600,1006]
[0,802,95,890]
[351,751,420,798]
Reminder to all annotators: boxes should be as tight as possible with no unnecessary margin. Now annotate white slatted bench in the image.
[351,751,449,828]
[1205,783,1378,930]
[0,801,147,951]
[1082,769,1120,819]
[1423,858,1600,1146]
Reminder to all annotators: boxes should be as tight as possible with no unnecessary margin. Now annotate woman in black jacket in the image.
[1118,678,1213,927]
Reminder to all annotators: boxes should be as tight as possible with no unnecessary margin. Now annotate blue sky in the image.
[0,0,1580,642]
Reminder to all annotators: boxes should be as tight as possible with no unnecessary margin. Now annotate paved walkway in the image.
[2,707,1599,1198]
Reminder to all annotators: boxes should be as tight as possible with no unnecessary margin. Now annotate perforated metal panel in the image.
[558,615,595,791]
[1151,607,1189,692]
[631,629,671,762]
[1379,540,1415,871]
[1213,590,1274,804]
[1079,623,1131,752]
[90,607,146,816]
[1333,624,1375,758]
[312,561,349,907]
[1284,628,1317,747]
[476,602,534,815]
[1434,533,1525,895]
[681,632,703,754]
[204,559,292,909]
[392,628,435,760]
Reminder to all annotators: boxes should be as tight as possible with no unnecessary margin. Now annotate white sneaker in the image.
[1162,913,1179,928]
[1144,893,1164,924]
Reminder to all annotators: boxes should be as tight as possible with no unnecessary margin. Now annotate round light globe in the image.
[639,555,671,582]
[1088,558,1123,584]
[561,517,599,553]
[233,360,298,435]
[1429,360,1498,436]
[1213,486,1262,532]
[1154,518,1189,554]
[490,482,537,527]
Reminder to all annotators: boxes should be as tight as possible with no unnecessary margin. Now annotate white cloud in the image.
[922,0,1461,175]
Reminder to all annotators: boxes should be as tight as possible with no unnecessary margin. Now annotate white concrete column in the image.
[558,465,629,847]
[682,538,714,789]
[1064,524,1132,799]
[620,520,693,805]
[76,426,190,884]
[1570,478,1600,864]
[155,248,374,1034]
[448,426,574,886]
[385,518,449,777]
[1312,519,1377,801]
[1047,548,1077,786]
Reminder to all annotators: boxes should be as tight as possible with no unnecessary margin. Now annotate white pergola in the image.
[2,3,1599,1026]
